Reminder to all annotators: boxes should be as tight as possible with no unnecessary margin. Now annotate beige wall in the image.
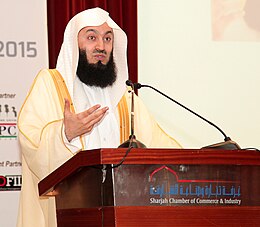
[138,0,260,149]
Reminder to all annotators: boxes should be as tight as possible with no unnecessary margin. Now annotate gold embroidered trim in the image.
[48,69,85,149]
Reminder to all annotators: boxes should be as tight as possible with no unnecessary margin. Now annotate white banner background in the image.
[0,1,48,226]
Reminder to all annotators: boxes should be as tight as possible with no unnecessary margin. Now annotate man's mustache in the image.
[94,49,107,54]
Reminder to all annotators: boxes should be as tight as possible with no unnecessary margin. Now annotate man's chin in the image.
[98,60,106,65]
[89,59,107,65]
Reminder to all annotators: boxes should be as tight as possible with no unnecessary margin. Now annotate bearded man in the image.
[17,7,181,227]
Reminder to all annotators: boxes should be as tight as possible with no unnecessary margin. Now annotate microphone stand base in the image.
[201,140,241,150]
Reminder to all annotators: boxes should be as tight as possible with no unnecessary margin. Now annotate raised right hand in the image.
[63,99,109,142]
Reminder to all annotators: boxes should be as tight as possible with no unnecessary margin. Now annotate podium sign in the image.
[114,164,257,207]
[39,148,260,226]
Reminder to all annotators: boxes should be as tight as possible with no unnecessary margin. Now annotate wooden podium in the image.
[39,148,260,227]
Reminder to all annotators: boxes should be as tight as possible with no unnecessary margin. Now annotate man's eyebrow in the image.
[105,31,113,35]
[86,29,97,33]
[85,29,113,35]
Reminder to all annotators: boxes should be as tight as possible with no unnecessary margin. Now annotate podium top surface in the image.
[38,148,260,196]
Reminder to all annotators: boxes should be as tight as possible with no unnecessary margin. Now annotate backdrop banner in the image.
[0,0,48,226]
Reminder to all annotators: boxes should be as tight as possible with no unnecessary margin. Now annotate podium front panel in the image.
[54,163,259,209]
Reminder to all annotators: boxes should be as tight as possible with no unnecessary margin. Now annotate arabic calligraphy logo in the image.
[149,165,241,205]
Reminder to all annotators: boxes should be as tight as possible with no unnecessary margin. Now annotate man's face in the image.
[78,23,114,65]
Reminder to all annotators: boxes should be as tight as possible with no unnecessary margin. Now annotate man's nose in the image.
[96,39,105,50]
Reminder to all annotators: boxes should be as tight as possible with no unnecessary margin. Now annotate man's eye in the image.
[88,36,96,40]
[104,37,112,42]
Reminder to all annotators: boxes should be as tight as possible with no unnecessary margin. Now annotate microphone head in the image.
[126,80,133,86]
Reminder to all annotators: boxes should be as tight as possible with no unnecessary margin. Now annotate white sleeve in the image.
[62,123,83,154]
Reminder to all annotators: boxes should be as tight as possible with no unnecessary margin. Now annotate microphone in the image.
[125,79,133,87]
[133,82,240,150]
[118,80,146,148]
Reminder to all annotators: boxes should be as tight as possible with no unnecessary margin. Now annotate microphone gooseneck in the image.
[118,80,146,148]
[134,82,240,150]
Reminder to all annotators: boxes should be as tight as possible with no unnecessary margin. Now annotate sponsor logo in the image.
[0,123,17,139]
[0,96,17,139]
[149,165,241,206]
[0,175,21,191]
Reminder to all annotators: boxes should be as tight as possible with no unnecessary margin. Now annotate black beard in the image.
[76,49,117,88]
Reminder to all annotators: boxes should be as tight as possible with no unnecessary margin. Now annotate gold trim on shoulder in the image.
[48,69,85,149]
